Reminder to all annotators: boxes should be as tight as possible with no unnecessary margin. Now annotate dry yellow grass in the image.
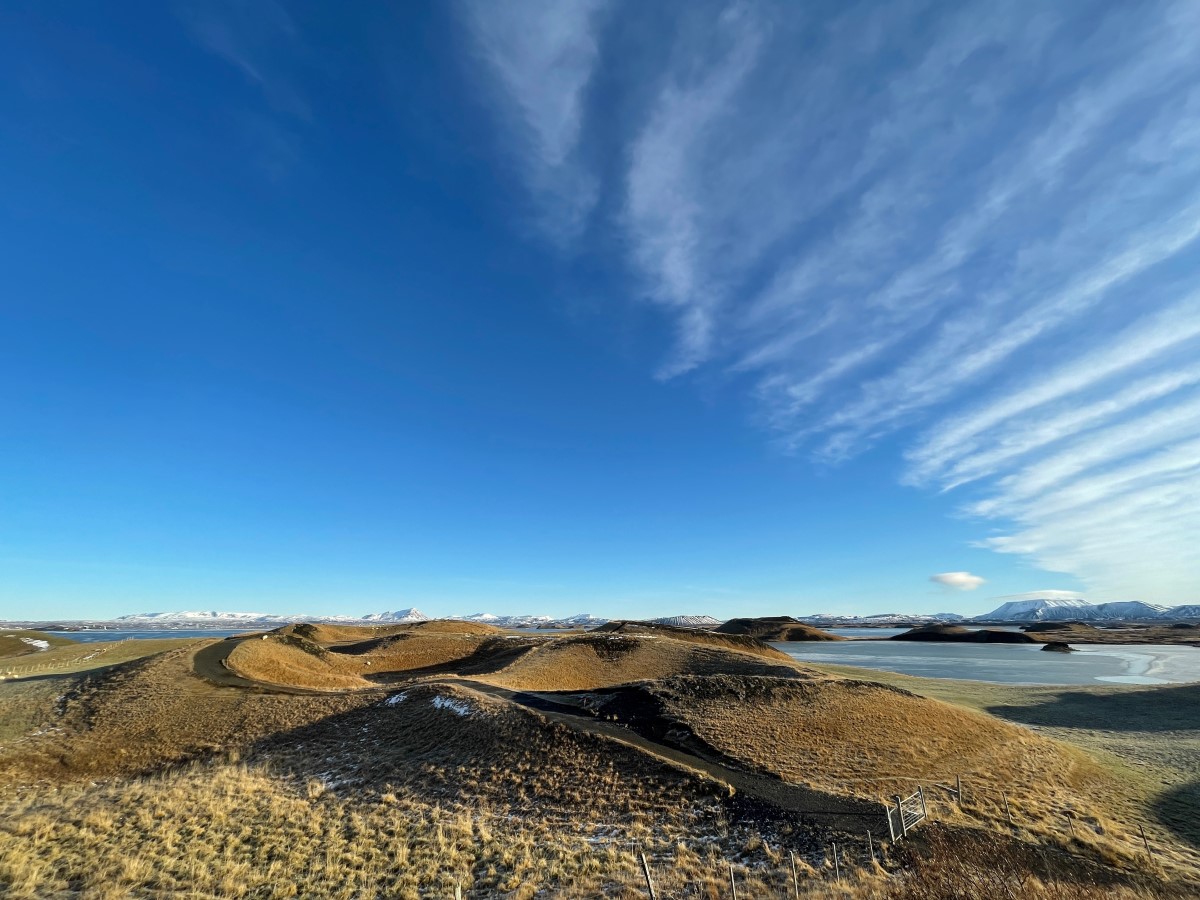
[479,633,804,691]
[218,625,802,693]
[586,675,1200,885]
[625,675,1107,794]
[0,627,1194,898]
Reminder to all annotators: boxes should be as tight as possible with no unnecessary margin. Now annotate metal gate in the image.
[885,787,927,841]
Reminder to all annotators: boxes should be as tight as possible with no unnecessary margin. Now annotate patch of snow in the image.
[650,615,722,627]
[431,695,473,717]
[384,692,408,707]
[974,598,1170,622]
[361,608,429,623]
[19,638,50,651]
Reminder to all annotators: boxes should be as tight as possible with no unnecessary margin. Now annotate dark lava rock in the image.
[1041,641,1075,653]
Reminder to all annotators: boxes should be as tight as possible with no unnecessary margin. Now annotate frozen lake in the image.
[54,629,250,642]
[771,640,1200,685]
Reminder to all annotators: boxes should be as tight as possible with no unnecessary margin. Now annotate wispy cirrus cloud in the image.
[176,0,310,120]
[459,0,1200,602]
[456,0,606,241]
[174,0,312,181]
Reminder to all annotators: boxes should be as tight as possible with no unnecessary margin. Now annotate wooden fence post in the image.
[832,842,841,883]
[866,830,874,863]
[895,796,907,838]
[1003,793,1013,825]
[728,862,738,900]
[639,852,656,900]
[1140,824,1153,860]
[790,851,800,899]
[956,774,962,808]
[919,786,927,820]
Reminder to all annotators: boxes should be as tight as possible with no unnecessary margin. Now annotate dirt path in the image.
[437,679,888,832]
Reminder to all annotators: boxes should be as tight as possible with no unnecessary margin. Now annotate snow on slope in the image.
[113,608,605,628]
[797,612,960,625]
[1092,601,1169,619]
[974,598,1174,621]
[116,609,428,625]
[975,598,1093,621]
[360,608,429,623]
[651,615,722,627]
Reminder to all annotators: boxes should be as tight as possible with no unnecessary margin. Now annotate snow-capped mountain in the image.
[117,609,280,624]
[974,598,1172,622]
[360,608,429,623]
[796,612,963,625]
[115,610,314,624]
[1166,605,1200,618]
[107,608,610,629]
[974,598,1093,621]
[450,612,608,628]
[651,615,722,627]
[115,609,427,626]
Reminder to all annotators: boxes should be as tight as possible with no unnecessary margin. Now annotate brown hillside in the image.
[480,633,804,691]
[0,645,375,781]
[593,621,793,658]
[219,627,801,694]
[715,616,844,641]
[588,675,1116,821]
[225,632,535,690]
[277,619,505,644]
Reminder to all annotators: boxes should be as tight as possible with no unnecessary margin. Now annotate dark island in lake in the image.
[1041,641,1076,653]
[890,624,1038,644]
[715,616,845,641]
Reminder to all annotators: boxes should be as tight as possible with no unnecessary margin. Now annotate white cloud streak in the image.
[459,0,1200,602]
[930,572,985,591]
[457,0,605,241]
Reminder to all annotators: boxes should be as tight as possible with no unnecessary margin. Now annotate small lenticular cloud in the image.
[931,571,985,591]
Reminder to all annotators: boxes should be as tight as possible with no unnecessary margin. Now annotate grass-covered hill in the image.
[716,616,846,641]
[0,622,1193,898]
[0,630,75,659]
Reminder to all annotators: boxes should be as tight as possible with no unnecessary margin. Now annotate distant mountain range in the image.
[43,598,1200,630]
[796,612,966,626]
[449,612,608,628]
[972,598,1190,622]
[110,609,606,628]
[114,608,431,625]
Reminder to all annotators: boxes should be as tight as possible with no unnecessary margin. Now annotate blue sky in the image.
[3,1,1198,621]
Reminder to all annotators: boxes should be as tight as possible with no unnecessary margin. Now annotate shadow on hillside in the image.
[351,637,541,684]
[1153,779,1200,848]
[986,683,1200,733]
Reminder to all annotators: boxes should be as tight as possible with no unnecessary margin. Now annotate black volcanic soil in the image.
[714,617,845,642]
[891,624,1037,644]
